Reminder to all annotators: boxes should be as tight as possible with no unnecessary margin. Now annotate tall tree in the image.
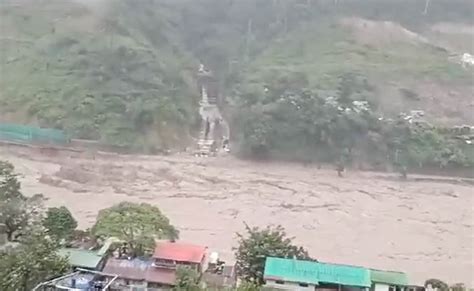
[0,161,21,199]
[425,279,449,291]
[234,225,311,285]
[42,206,78,241]
[91,202,179,256]
[0,228,70,291]
[0,161,43,241]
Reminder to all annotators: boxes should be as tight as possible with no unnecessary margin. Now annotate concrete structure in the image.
[33,268,118,291]
[57,248,107,270]
[103,258,149,290]
[265,278,316,290]
[370,268,409,291]
[264,257,371,291]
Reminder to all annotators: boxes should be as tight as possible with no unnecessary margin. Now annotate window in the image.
[299,283,309,287]
[275,280,285,285]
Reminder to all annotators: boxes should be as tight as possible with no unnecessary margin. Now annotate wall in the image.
[265,279,315,290]
[110,278,147,290]
[375,284,390,291]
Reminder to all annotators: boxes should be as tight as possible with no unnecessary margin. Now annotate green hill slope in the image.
[236,18,473,124]
[0,0,199,150]
[0,0,472,160]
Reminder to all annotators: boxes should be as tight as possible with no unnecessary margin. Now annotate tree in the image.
[450,283,467,291]
[91,202,179,256]
[236,281,260,291]
[42,206,78,241]
[0,228,70,291]
[0,161,43,241]
[174,266,202,291]
[234,225,311,285]
[0,161,21,198]
[425,279,449,291]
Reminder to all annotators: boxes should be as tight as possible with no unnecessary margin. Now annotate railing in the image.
[151,260,177,269]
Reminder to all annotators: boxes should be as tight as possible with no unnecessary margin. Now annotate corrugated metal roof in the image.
[152,241,207,263]
[102,258,183,285]
[145,267,176,285]
[370,269,409,286]
[318,262,371,287]
[102,258,149,281]
[264,258,371,287]
[264,257,319,286]
[58,248,104,269]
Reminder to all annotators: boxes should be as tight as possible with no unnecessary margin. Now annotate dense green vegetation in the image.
[1,0,473,170]
[233,71,474,171]
[235,224,310,285]
[91,201,179,256]
[0,161,70,290]
[0,160,45,241]
[42,206,78,241]
[1,0,200,150]
[0,231,70,291]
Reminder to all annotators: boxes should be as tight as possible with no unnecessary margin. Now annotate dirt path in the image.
[1,146,472,285]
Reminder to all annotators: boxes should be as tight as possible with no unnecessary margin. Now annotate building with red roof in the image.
[146,241,208,288]
[99,241,208,289]
[153,241,207,265]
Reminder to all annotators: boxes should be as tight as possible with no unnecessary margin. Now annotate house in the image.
[103,258,149,290]
[58,248,107,270]
[405,286,425,291]
[264,257,319,290]
[33,268,118,291]
[58,237,117,270]
[94,241,208,289]
[152,241,207,271]
[102,257,179,289]
[369,269,409,291]
[147,241,207,288]
[264,257,371,291]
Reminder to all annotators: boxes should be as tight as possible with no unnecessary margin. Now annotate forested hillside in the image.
[1,0,473,167]
[0,0,200,150]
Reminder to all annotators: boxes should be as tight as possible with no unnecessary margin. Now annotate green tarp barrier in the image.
[0,123,68,145]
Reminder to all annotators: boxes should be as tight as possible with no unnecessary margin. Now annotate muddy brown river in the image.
[1,146,472,286]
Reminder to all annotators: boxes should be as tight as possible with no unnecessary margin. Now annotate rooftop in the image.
[34,268,118,290]
[264,257,319,286]
[102,257,179,286]
[103,258,150,281]
[318,261,371,287]
[264,257,371,288]
[370,269,409,286]
[58,248,105,269]
[145,266,177,285]
[153,241,207,264]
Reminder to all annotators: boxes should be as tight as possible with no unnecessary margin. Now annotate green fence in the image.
[0,123,69,145]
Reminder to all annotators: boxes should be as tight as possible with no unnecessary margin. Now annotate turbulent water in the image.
[2,146,472,285]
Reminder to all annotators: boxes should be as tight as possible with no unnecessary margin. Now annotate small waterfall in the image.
[195,65,230,157]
